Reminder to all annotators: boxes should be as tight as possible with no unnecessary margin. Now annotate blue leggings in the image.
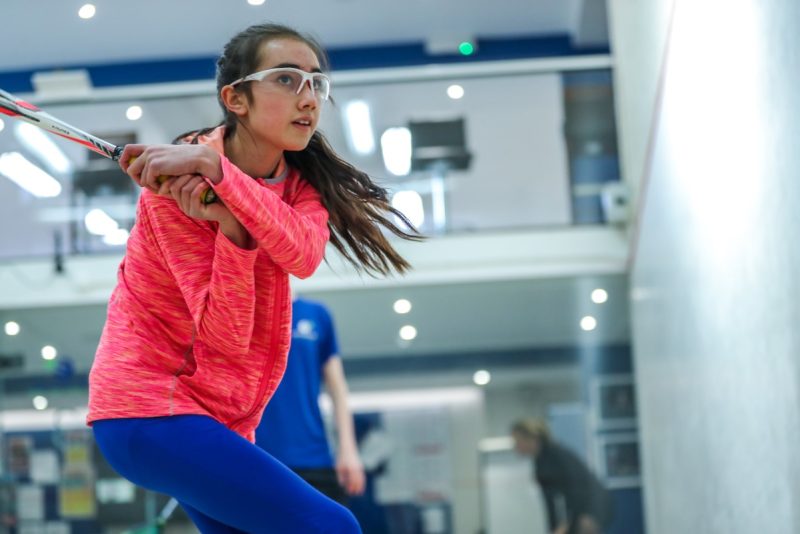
[93,415,361,534]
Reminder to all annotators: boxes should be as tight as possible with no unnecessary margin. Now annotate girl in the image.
[87,23,419,533]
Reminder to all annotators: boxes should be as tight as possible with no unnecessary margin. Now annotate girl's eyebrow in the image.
[271,62,323,73]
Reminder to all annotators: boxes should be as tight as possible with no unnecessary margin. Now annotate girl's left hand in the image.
[165,174,254,249]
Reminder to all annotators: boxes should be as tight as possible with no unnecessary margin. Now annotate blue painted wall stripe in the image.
[0,34,609,94]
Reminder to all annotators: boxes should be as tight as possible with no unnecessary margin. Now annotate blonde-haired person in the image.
[511,418,614,534]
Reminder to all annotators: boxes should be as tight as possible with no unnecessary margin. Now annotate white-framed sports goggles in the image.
[230,67,331,101]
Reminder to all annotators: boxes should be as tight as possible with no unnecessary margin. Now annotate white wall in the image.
[623,1,800,532]
[606,0,675,206]
[483,450,548,534]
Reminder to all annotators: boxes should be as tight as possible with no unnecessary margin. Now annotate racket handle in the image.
[126,156,217,205]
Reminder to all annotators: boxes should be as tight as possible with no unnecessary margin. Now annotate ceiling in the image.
[1,0,607,73]
[0,273,630,374]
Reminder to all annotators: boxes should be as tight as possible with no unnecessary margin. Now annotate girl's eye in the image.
[275,75,294,86]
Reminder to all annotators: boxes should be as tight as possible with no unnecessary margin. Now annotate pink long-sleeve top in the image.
[87,127,330,442]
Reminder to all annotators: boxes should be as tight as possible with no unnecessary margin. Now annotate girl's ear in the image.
[220,85,248,117]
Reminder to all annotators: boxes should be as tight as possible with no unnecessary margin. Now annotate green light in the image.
[458,42,475,56]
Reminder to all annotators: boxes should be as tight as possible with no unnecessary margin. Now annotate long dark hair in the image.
[175,23,422,275]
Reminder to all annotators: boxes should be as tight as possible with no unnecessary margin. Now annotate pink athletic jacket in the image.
[87,127,330,442]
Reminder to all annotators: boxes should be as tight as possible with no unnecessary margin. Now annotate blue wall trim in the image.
[0,33,609,94]
[0,345,630,392]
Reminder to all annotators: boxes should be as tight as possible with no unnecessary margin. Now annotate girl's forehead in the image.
[258,38,320,71]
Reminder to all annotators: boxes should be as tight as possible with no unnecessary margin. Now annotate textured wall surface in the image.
[629,1,800,533]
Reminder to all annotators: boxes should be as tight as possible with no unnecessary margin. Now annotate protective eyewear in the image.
[230,67,331,101]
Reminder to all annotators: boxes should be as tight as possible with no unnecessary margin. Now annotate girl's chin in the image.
[283,137,314,152]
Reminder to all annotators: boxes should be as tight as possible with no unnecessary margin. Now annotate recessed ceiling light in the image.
[33,395,49,410]
[591,288,608,304]
[126,105,143,121]
[78,4,96,19]
[399,325,417,341]
[4,321,20,336]
[248,0,266,5]
[41,345,57,360]
[580,316,597,331]
[447,85,465,99]
[0,118,5,132]
[393,299,412,314]
[473,370,491,386]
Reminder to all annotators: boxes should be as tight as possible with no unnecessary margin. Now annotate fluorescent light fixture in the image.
[0,152,62,197]
[381,127,411,176]
[248,0,266,4]
[85,208,120,236]
[343,100,375,155]
[0,118,4,132]
[391,190,424,228]
[14,122,73,174]
[321,387,482,412]
[103,228,130,246]
[478,436,514,452]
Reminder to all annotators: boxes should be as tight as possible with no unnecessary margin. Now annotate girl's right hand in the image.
[119,143,222,193]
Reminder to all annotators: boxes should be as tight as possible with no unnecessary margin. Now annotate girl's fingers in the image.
[119,144,145,173]
[168,174,193,197]
[156,176,175,197]
[180,176,202,207]
[191,180,208,204]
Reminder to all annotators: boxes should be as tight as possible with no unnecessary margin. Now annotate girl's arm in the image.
[209,155,329,279]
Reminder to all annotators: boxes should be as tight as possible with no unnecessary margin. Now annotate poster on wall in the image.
[58,430,96,518]
[594,432,641,489]
[7,435,32,479]
[591,375,637,430]
[15,484,44,521]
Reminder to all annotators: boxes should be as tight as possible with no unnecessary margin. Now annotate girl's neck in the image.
[224,130,283,179]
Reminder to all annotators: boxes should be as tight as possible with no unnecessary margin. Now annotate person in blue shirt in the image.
[256,296,365,504]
